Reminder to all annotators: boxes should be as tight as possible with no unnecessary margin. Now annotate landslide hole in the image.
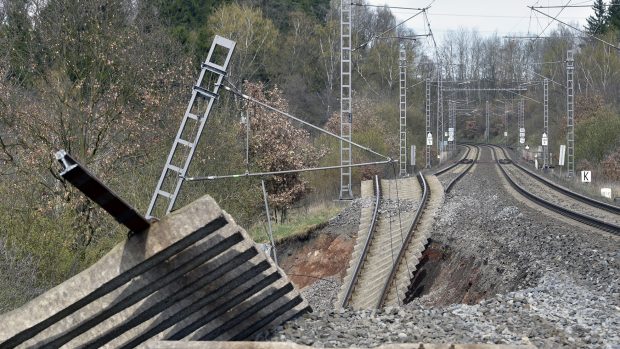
[403,239,529,306]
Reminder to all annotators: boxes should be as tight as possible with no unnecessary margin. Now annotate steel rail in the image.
[445,145,480,194]
[489,145,620,235]
[377,171,430,308]
[498,146,620,215]
[433,145,471,176]
[340,175,382,308]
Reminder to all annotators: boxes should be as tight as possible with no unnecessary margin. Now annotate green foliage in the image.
[154,0,226,56]
[586,0,608,34]
[206,4,278,84]
[245,0,330,31]
[575,107,620,164]
[608,0,620,33]
[0,180,124,290]
[0,238,46,312]
[248,204,340,243]
[585,0,620,35]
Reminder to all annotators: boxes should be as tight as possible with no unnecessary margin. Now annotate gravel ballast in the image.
[269,146,620,348]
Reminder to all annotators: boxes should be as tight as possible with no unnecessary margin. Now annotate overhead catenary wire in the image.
[184,160,394,181]
[352,3,426,11]
[532,4,620,8]
[352,8,428,51]
[535,0,573,40]
[219,81,391,161]
[529,6,620,50]
[525,67,566,89]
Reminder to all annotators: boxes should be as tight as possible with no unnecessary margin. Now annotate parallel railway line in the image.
[489,144,620,235]
[435,145,481,194]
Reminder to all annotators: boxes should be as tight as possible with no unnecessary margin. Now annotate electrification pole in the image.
[399,46,407,176]
[437,71,443,162]
[543,78,549,169]
[448,100,455,154]
[566,50,575,178]
[425,78,431,168]
[518,98,524,148]
[340,0,353,199]
[504,102,508,146]
[485,100,490,143]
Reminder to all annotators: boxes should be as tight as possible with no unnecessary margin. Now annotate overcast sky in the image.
[366,0,595,45]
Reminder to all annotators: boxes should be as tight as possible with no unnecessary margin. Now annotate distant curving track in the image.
[488,144,620,235]
[433,145,471,176]
[435,145,480,194]
[337,172,444,309]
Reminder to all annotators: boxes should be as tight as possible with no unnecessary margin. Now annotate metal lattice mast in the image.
[485,100,490,143]
[340,0,353,199]
[399,46,407,176]
[146,36,236,219]
[518,98,524,147]
[566,50,575,178]
[543,78,549,168]
[425,78,431,168]
[452,101,457,152]
[436,72,443,161]
[504,102,508,145]
[448,100,454,153]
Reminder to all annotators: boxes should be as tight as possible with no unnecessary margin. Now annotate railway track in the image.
[337,173,444,309]
[488,144,620,235]
[435,145,480,193]
[433,145,471,176]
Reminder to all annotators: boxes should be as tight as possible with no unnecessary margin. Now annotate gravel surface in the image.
[300,276,341,313]
[378,198,417,217]
[268,146,620,348]
[328,198,374,229]
[502,163,620,225]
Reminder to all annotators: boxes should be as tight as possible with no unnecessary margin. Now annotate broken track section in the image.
[338,175,440,309]
[0,195,309,348]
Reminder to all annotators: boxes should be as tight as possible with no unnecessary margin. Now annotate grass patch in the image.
[248,203,342,243]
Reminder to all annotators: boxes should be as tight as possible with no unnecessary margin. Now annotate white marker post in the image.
[601,188,612,199]
[426,133,433,146]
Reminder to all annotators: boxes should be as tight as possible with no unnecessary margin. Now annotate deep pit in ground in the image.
[403,239,530,307]
[276,223,530,311]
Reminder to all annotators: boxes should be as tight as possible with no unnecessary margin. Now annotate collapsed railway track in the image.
[489,144,620,235]
[337,172,444,309]
[435,145,480,193]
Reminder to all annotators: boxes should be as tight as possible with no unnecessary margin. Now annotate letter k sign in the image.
[581,171,591,183]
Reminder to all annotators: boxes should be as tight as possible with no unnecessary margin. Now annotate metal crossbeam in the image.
[566,50,575,178]
[146,36,236,219]
[340,0,353,199]
[399,47,407,176]
[56,150,150,233]
[442,88,528,91]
